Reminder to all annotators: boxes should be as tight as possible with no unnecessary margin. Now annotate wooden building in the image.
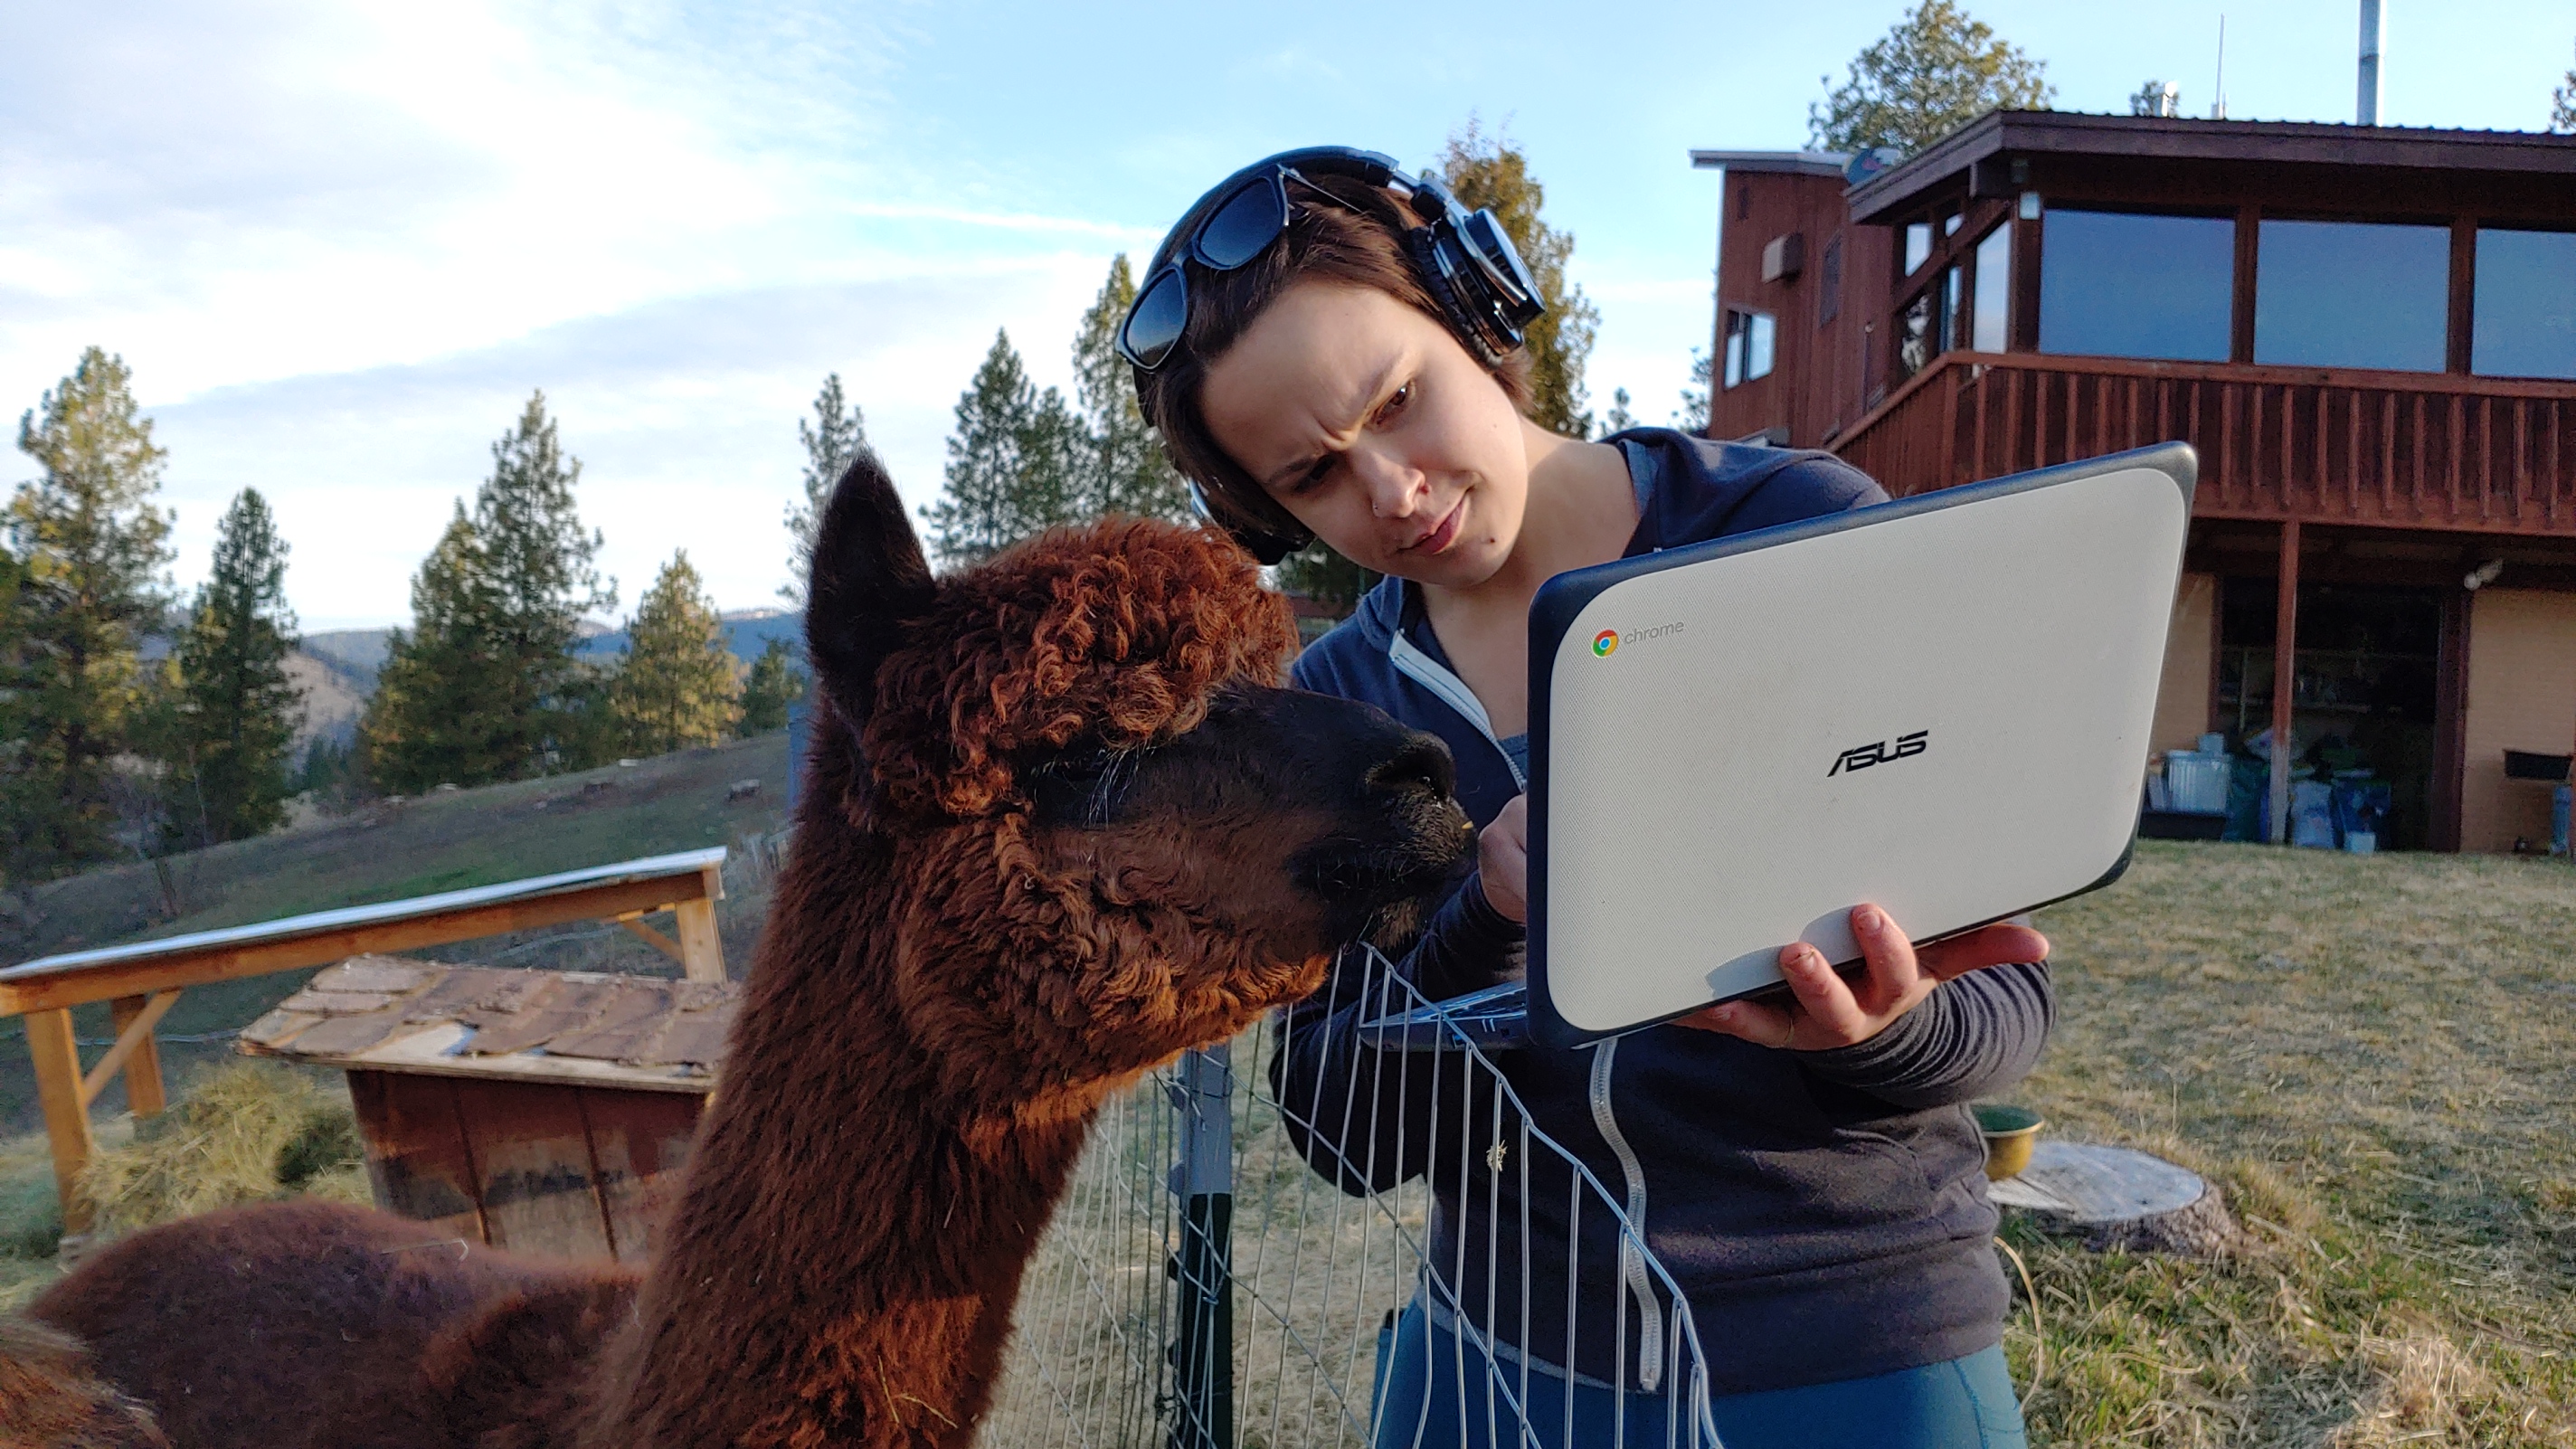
[1699,114,2576,851]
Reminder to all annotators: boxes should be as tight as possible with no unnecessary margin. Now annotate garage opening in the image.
[2217,580,2443,849]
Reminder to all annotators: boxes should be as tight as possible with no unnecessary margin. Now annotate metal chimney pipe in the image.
[2357,0,2384,125]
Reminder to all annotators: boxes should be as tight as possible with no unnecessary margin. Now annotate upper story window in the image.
[1971,223,2012,353]
[2473,227,2576,380]
[1904,220,1933,275]
[2039,208,2232,362]
[1723,308,1776,388]
[2254,220,2448,372]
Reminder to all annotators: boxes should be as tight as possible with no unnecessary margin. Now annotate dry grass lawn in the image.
[2009,840,2576,1446]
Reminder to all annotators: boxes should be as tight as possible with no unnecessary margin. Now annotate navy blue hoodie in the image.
[1273,429,2053,1396]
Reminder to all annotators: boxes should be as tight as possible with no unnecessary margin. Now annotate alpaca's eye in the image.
[1025,744,1137,826]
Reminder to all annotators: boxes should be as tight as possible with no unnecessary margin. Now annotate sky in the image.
[5,0,2571,630]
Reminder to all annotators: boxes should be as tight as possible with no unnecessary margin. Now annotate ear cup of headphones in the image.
[1406,207,1546,367]
[1187,479,1308,566]
[1406,226,1504,366]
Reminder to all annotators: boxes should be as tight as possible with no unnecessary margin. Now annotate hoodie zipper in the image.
[1588,1038,1662,1391]
[1387,630,1527,791]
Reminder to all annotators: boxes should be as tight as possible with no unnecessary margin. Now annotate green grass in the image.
[0,735,794,1132]
[2008,841,2576,1445]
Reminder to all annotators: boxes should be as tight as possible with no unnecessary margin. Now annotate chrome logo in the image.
[1591,629,1619,657]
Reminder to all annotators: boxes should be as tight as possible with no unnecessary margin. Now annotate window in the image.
[1897,292,1934,379]
[1971,223,2012,352]
[2039,209,2232,361]
[2254,220,2448,372]
[2474,227,2576,380]
[1942,266,1965,352]
[1942,211,1963,237]
[1723,308,1776,388]
[1904,220,1933,275]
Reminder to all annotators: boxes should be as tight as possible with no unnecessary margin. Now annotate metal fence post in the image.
[1169,1044,1235,1449]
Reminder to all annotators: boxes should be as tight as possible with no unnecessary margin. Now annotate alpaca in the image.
[14,449,1472,1449]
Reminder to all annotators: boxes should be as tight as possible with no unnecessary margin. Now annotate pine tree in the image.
[1676,348,1714,434]
[923,332,1037,568]
[163,488,304,849]
[736,637,805,737]
[1018,383,1092,533]
[1073,257,1190,521]
[1599,388,1636,437]
[362,507,505,792]
[1442,121,1601,438]
[780,374,866,606]
[472,391,615,773]
[2554,42,2575,132]
[1274,539,1377,618]
[5,347,175,878]
[360,393,614,791]
[1809,1,2053,156]
[609,551,740,756]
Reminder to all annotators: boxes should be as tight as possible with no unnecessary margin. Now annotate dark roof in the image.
[1848,110,2576,223]
[1688,149,1852,179]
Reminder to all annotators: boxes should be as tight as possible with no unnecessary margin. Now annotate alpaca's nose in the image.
[1364,733,1455,801]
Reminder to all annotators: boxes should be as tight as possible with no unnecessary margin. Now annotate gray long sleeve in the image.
[1797,959,2054,1109]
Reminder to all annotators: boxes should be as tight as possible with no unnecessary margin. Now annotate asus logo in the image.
[1829,730,1928,776]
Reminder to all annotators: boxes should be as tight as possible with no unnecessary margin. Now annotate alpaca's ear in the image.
[804,447,937,730]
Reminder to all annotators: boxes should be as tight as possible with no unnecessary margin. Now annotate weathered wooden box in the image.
[240,955,734,1262]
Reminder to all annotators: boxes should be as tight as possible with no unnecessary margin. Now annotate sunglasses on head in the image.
[1115,163,1358,373]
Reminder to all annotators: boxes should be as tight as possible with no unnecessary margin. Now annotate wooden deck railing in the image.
[1833,352,2576,535]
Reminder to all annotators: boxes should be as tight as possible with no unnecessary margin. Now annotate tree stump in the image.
[1987,1141,2246,1258]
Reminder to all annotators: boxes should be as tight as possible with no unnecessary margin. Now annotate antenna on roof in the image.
[2357,0,2384,125]
[2212,15,2227,119]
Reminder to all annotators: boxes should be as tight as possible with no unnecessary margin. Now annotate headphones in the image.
[1133,147,1548,564]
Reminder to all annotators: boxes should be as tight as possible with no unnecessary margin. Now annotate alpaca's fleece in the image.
[857,518,1296,821]
[0,1318,168,1448]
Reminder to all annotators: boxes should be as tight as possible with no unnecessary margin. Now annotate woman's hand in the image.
[1478,794,1530,923]
[1680,905,2048,1051]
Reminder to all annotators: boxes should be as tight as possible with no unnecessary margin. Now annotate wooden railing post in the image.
[24,1009,96,1234]
[2270,521,2303,845]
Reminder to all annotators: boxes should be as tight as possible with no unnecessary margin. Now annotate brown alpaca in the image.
[12,450,1471,1449]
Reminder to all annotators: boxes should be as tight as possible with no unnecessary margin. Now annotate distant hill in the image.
[300,629,392,688]
[299,611,801,699]
[575,608,805,665]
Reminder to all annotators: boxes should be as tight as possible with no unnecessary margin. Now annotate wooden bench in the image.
[0,847,729,1234]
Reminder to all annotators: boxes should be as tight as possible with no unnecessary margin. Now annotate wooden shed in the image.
[241,955,735,1262]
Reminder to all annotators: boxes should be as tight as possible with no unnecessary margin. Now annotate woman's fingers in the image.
[1843,904,1921,1016]
[1776,941,1874,1042]
[1682,906,2038,1051]
[1915,923,2051,981]
[1681,995,1797,1046]
[1477,794,1531,923]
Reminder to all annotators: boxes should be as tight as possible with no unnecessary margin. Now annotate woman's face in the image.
[1198,281,1529,588]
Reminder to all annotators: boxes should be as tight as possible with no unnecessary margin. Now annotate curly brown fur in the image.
[0,1317,168,1448]
[22,449,1469,1449]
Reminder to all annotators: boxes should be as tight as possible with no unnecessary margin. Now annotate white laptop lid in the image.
[1526,442,2196,1047]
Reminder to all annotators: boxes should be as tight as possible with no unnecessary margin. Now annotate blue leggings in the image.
[1369,1300,2025,1449]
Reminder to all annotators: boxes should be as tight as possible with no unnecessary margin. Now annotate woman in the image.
[1122,147,2051,1449]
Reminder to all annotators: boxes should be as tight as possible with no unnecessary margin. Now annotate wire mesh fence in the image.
[983,945,1724,1449]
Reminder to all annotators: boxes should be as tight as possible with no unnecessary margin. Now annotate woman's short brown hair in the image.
[1133,174,1532,550]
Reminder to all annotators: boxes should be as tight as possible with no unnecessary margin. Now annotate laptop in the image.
[1359,442,2197,1053]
